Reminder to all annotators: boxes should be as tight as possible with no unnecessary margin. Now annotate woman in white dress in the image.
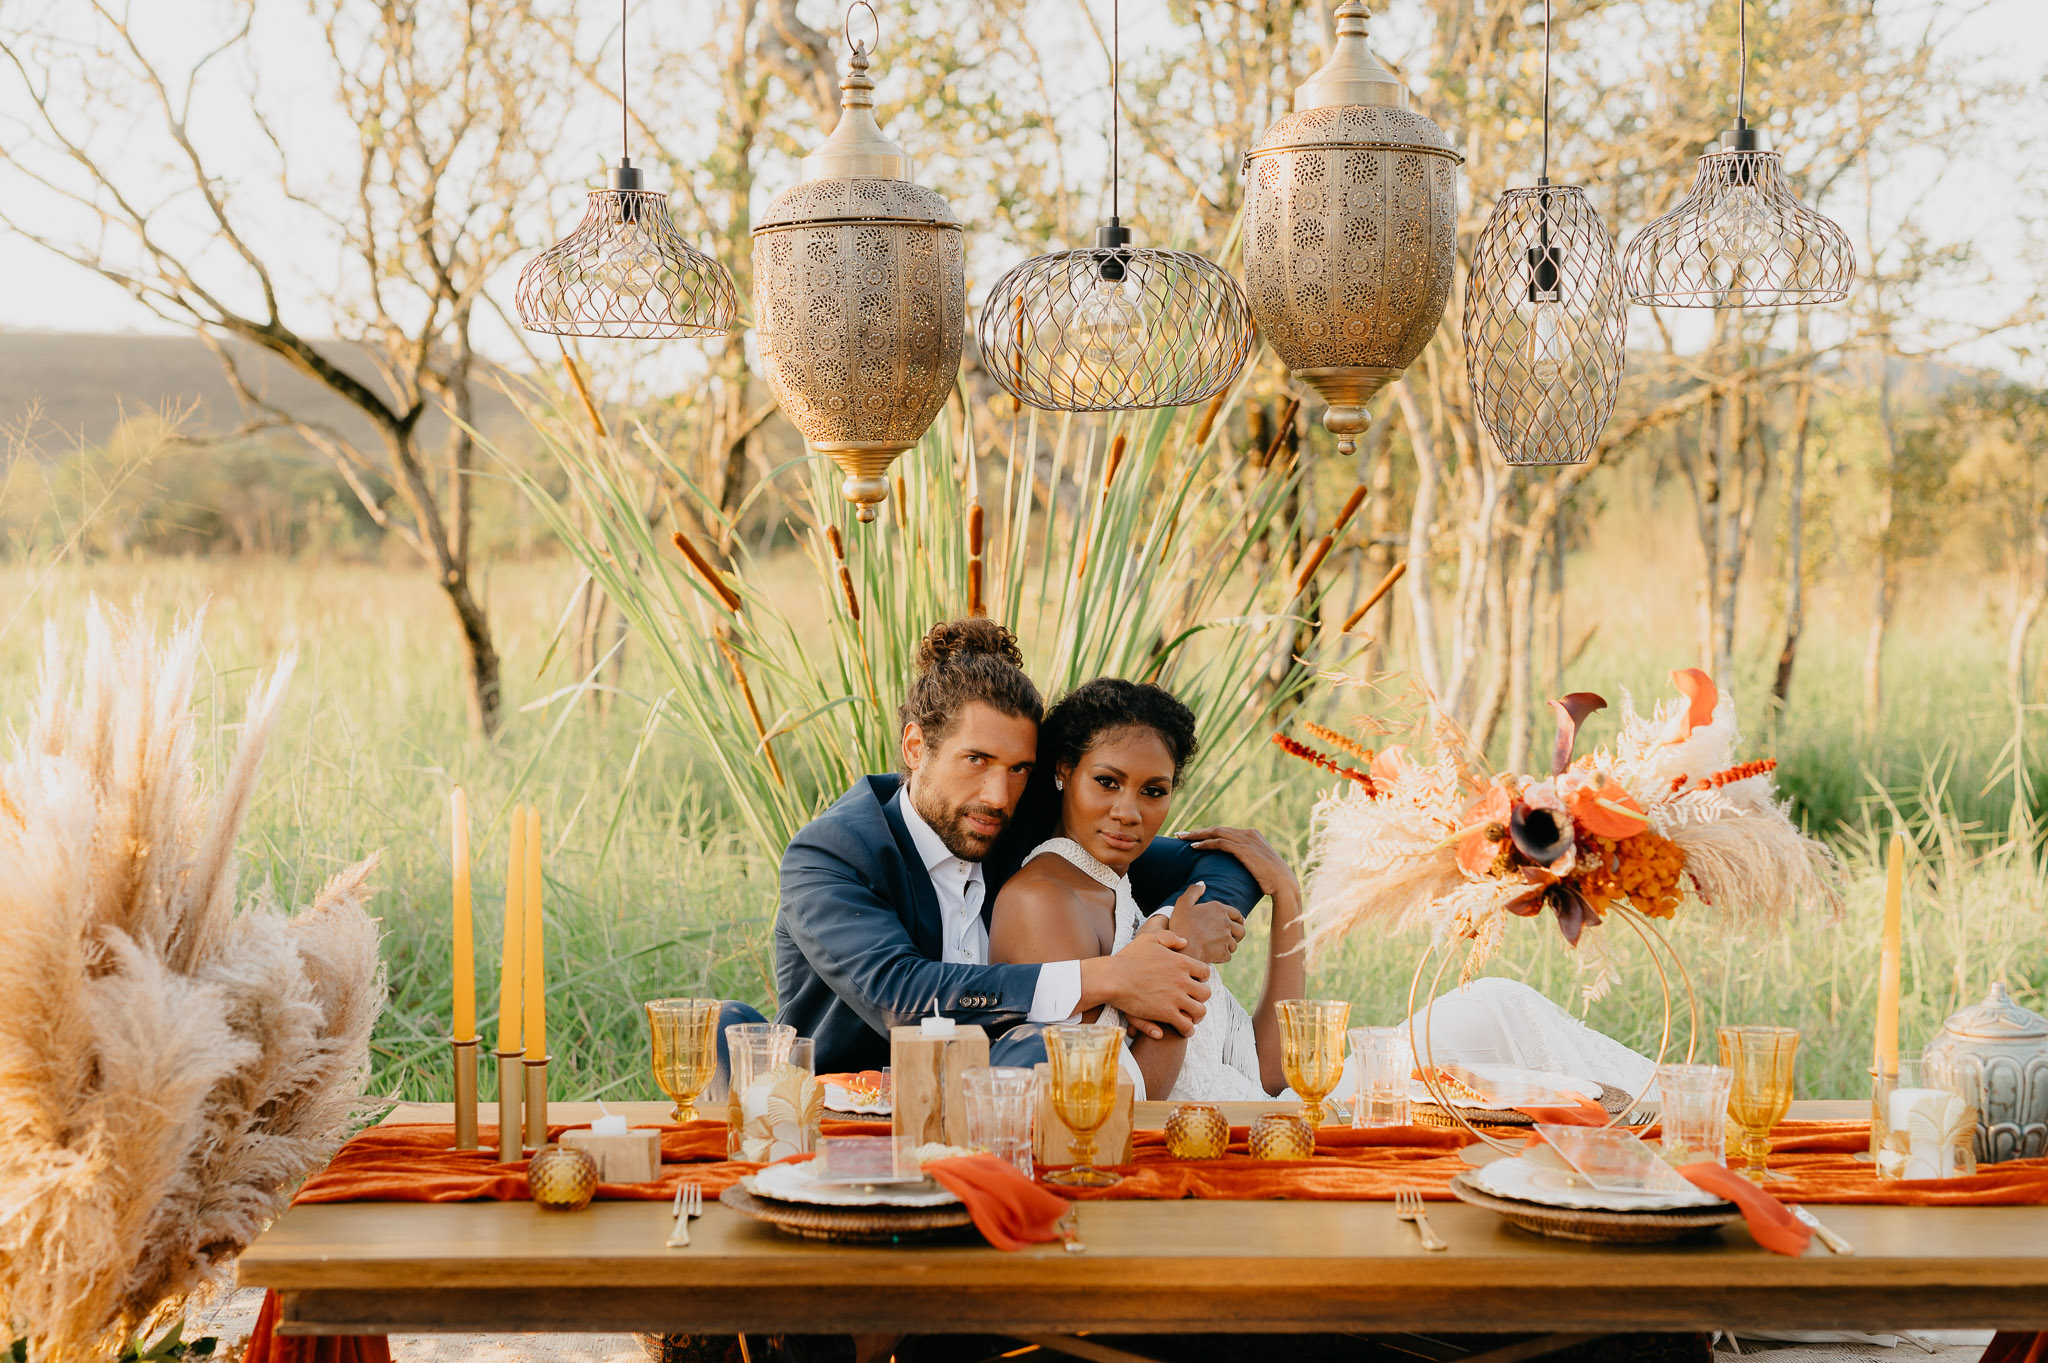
[988,678,1305,1101]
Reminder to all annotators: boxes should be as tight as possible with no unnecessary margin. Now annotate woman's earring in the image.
[1055,777,1064,791]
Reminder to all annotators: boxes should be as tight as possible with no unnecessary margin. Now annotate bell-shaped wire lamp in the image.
[1622,0,1853,308]
[977,0,1252,412]
[1463,0,1626,467]
[516,0,737,340]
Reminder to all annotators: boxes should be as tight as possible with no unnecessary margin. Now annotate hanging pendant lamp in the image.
[1463,0,1626,467]
[1622,0,1853,308]
[516,0,737,340]
[752,3,966,523]
[1239,2,1462,456]
[978,0,1252,412]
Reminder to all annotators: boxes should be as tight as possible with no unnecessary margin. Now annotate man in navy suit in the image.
[775,618,1259,1074]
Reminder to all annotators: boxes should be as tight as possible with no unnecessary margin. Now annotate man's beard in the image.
[911,784,1008,861]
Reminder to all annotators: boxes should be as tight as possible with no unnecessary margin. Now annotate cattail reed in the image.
[1102,433,1127,491]
[893,475,909,536]
[1011,302,1024,415]
[1330,484,1369,537]
[672,531,742,613]
[1262,397,1302,466]
[716,627,786,787]
[1192,391,1226,447]
[557,340,609,440]
[1292,537,1334,597]
[1342,560,1408,633]
[967,502,986,617]
[824,524,861,621]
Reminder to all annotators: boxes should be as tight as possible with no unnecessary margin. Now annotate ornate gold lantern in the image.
[1241,2,1461,456]
[752,6,965,523]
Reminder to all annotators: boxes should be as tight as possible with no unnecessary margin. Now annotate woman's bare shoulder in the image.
[989,854,1114,962]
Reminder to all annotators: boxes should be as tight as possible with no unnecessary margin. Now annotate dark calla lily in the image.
[1549,691,1608,775]
[1548,879,1600,947]
[1508,796,1574,867]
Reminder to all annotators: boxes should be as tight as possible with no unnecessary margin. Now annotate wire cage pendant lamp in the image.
[1462,0,1625,467]
[1621,0,1853,308]
[978,0,1252,412]
[516,0,737,340]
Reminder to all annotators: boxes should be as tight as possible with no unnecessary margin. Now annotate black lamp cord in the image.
[1111,0,1121,223]
[1736,0,1747,127]
[621,0,629,161]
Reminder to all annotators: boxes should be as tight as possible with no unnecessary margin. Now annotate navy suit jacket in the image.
[774,774,1262,1074]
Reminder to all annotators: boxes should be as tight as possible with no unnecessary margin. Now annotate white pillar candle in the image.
[920,1014,957,1037]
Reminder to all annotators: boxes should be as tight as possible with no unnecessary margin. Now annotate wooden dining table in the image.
[237,1099,2048,1350]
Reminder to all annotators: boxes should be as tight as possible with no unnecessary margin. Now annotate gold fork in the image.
[1394,1189,1447,1251]
[666,1182,702,1248]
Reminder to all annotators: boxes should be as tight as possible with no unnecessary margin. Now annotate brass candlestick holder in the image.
[452,1036,480,1151]
[494,1048,524,1164]
[523,1053,552,1151]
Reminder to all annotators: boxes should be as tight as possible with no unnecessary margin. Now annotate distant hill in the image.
[0,329,530,456]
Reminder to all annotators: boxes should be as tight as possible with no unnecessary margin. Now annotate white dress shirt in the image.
[900,797,1082,1023]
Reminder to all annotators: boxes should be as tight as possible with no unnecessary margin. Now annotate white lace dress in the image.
[1022,837,1272,1102]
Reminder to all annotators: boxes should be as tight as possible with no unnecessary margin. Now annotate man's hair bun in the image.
[915,618,1024,674]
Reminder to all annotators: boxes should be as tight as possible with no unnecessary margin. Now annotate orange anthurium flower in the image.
[1571,780,1649,839]
[1370,745,1407,785]
[1457,785,1513,878]
[1669,668,1717,741]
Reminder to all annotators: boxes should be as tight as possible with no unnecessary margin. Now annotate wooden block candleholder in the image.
[890,1023,989,1147]
[560,1127,663,1184]
[493,1048,523,1164]
[1032,1062,1135,1166]
[522,1054,551,1152]
[451,1036,479,1151]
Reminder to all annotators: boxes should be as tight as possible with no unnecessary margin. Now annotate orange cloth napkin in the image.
[922,1153,1070,1250]
[1676,1161,1813,1256]
[1981,1335,2047,1363]
[1516,1096,1613,1126]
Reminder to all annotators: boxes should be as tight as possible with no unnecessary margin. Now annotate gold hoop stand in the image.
[1405,904,1700,1155]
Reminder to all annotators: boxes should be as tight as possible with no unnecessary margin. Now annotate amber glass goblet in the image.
[1278,999,1351,1137]
[1044,1023,1124,1188]
[1717,1024,1799,1182]
[646,997,722,1123]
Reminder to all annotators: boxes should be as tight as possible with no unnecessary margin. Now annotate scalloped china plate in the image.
[1404,1063,1606,1111]
[747,1160,961,1209]
[1472,1155,1730,1213]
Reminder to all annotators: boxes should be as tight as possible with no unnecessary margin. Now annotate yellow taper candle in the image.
[451,787,475,1042]
[523,805,546,1061]
[1873,830,1906,1074]
[497,806,525,1054]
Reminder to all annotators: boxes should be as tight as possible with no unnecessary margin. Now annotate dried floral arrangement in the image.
[0,606,384,1363]
[1286,669,1838,983]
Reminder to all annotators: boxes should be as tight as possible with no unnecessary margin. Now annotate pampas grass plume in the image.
[0,602,384,1363]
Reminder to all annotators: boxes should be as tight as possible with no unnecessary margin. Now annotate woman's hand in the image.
[1171,826,1300,903]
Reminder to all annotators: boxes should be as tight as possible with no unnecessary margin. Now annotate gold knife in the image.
[1790,1204,1854,1255]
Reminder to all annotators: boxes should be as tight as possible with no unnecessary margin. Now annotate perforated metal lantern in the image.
[1241,1,1461,455]
[1464,185,1627,466]
[752,35,965,523]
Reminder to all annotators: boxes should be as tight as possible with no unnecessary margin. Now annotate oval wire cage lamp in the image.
[516,0,737,340]
[978,0,1252,412]
[1622,0,1853,309]
[1463,0,1626,467]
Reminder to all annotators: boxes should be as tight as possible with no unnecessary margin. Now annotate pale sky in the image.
[1,0,2042,382]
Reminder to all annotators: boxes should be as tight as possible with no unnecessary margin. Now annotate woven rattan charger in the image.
[1412,1082,1637,1131]
[721,1181,976,1244]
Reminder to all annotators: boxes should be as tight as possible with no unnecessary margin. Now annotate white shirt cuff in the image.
[1027,960,1083,1023]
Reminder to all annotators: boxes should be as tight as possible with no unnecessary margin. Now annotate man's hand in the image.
[1143,880,1246,965]
[1081,932,1212,1040]
[1171,826,1300,902]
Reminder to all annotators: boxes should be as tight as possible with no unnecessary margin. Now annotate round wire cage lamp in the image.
[1621,133,1855,308]
[978,238,1253,413]
[515,0,737,340]
[1466,186,1626,466]
[1461,3,1624,468]
[977,0,1252,413]
[516,166,738,341]
[1621,0,1853,309]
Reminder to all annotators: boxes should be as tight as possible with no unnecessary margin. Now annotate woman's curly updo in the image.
[1037,678,1200,786]
[898,618,1044,755]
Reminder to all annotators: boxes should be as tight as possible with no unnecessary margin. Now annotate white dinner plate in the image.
[823,1083,892,1116]
[747,1160,961,1208]
[1471,1155,1729,1213]
[1404,1063,1605,1111]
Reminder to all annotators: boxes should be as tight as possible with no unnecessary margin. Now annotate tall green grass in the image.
[5,534,2043,1103]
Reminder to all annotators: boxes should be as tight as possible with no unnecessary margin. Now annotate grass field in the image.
[5,542,2044,1104]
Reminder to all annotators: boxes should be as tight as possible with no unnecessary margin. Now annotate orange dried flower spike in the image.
[1271,733,1375,789]
[1303,721,1375,763]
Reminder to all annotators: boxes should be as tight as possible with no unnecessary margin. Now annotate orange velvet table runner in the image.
[288,1117,2048,1208]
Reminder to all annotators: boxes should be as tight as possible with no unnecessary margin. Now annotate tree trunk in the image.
[1866,354,1902,732]
[1395,381,1444,696]
[2009,500,2048,713]
[445,570,503,738]
[1771,369,1814,716]
[1362,421,1398,676]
